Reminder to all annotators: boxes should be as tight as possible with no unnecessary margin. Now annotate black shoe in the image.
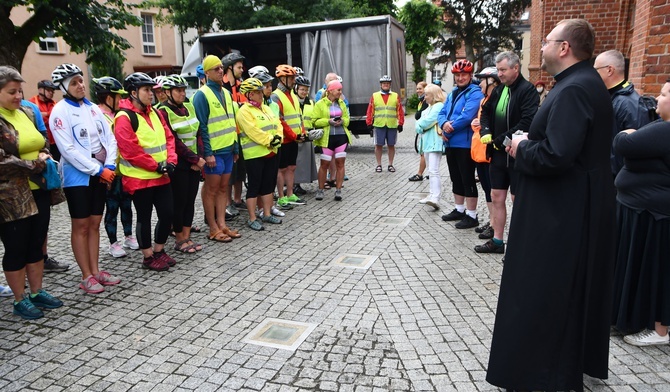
[474,221,490,233]
[478,226,494,239]
[293,184,307,196]
[441,209,466,222]
[455,215,479,229]
[43,257,70,273]
[474,239,505,254]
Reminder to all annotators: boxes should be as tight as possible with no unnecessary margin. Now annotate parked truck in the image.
[181,15,406,134]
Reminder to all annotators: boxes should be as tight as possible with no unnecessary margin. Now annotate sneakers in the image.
[271,206,286,217]
[277,196,294,210]
[227,204,240,217]
[419,198,428,204]
[293,184,307,196]
[441,209,466,222]
[624,329,670,347]
[478,225,494,239]
[247,219,265,231]
[123,235,140,250]
[29,289,63,309]
[425,200,439,210]
[262,215,282,224]
[108,241,127,258]
[287,194,306,205]
[79,275,105,294]
[475,222,490,233]
[0,284,13,297]
[13,297,44,320]
[95,271,121,286]
[142,254,170,271]
[233,201,247,210]
[334,189,342,201]
[455,215,479,229]
[315,190,324,200]
[43,256,70,273]
[154,250,176,267]
[474,239,505,254]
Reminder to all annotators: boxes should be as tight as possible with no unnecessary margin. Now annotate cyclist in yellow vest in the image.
[365,75,405,173]
[270,64,307,209]
[235,78,283,231]
[192,55,241,243]
[114,72,178,272]
[157,75,207,254]
[92,76,140,259]
[293,75,318,191]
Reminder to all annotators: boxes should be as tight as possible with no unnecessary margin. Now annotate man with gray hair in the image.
[476,51,538,254]
[594,49,651,176]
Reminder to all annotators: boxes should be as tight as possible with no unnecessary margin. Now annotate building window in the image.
[38,30,59,53]
[141,14,156,55]
[434,69,442,79]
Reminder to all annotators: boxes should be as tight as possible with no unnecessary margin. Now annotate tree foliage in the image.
[151,0,397,33]
[399,0,442,84]
[435,0,530,64]
[0,0,141,71]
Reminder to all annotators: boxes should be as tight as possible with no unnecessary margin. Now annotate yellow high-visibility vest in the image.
[163,102,199,154]
[115,110,167,180]
[372,91,399,128]
[200,85,237,151]
[274,89,302,137]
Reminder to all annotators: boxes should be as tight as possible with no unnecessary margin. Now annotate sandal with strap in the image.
[408,174,423,181]
[388,165,396,173]
[375,165,382,173]
[190,225,202,233]
[187,238,203,252]
[247,219,265,231]
[208,230,232,243]
[222,226,241,239]
[174,239,197,253]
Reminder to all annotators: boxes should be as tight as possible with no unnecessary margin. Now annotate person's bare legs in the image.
[388,145,395,166]
[491,189,508,241]
[318,159,330,188]
[71,218,93,279]
[277,168,287,198]
[417,154,426,176]
[216,173,231,230]
[87,215,103,276]
[335,158,345,189]
[285,165,296,197]
[375,145,383,166]
[203,174,222,234]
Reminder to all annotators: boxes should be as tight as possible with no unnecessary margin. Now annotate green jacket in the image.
[311,97,352,148]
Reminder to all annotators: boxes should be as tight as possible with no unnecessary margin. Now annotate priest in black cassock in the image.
[486,19,616,392]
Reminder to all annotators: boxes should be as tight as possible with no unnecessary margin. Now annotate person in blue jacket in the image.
[437,60,485,229]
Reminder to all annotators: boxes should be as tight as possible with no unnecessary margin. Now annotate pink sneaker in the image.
[95,271,121,286]
[79,275,104,294]
[142,255,169,271]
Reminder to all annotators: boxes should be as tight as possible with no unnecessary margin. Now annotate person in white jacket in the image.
[416,84,446,210]
[49,63,121,294]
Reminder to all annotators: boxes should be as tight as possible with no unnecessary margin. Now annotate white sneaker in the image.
[271,206,286,217]
[419,198,429,204]
[123,235,139,250]
[624,329,670,346]
[108,242,127,258]
[426,199,440,210]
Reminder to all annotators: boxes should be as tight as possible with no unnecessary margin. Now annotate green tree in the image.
[0,0,141,71]
[399,0,442,84]
[435,0,530,63]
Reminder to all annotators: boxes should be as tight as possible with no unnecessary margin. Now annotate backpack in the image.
[639,95,660,124]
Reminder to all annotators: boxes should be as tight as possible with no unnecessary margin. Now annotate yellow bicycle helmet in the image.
[239,78,264,94]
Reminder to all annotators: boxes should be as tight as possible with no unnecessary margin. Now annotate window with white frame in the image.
[38,30,59,53]
[141,14,156,55]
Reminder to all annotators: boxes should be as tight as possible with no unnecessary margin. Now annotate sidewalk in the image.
[1,116,668,391]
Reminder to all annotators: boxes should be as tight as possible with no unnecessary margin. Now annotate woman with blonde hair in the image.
[416,84,446,209]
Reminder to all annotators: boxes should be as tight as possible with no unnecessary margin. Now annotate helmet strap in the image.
[130,91,147,111]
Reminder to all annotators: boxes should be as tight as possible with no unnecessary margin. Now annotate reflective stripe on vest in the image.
[372,92,399,128]
[274,89,302,136]
[238,104,278,160]
[200,85,237,151]
[301,102,314,129]
[115,109,167,180]
[163,102,199,154]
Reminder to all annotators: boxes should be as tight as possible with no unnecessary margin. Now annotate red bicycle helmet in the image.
[451,60,474,74]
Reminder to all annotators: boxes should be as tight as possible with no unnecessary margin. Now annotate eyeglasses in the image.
[541,39,567,47]
[210,66,224,72]
[594,65,611,70]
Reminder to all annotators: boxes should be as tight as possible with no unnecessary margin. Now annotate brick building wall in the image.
[530,0,668,95]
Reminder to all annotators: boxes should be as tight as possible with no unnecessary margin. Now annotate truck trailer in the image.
[181,15,406,134]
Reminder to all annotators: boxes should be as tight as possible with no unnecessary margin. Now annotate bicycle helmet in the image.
[295,76,311,87]
[379,75,392,83]
[255,72,274,84]
[222,52,245,69]
[248,65,269,78]
[196,64,205,80]
[293,66,304,76]
[432,78,442,86]
[275,64,297,77]
[239,78,264,94]
[153,75,166,89]
[92,76,127,95]
[162,74,188,90]
[37,80,57,90]
[474,67,500,82]
[451,60,474,74]
[124,72,156,92]
[51,63,83,85]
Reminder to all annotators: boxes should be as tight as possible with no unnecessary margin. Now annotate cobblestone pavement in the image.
[2,115,670,391]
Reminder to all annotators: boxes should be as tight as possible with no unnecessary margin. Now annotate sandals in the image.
[208,230,232,243]
[408,174,423,182]
[187,238,203,252]
[247,219,265,231]
[388,165,396,173]
[174,239,197,253]
[375,165,382,173]
[221,226,241,239]
[190,225,202,233]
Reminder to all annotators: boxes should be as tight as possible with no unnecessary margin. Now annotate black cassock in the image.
[486,61,617,391]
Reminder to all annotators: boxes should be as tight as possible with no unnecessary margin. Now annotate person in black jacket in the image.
[409,81,429,181]
[476,51,539,254]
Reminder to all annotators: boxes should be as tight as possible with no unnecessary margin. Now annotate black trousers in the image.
[170,168,200,233]
[132,184,173,249]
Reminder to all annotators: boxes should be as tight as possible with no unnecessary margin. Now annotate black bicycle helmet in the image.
[295,76,311,87]
[222,53,245,70]
[255,71,274,84]
[37,80,57,90]
[92,76,127,95]
[124,72,156,92]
